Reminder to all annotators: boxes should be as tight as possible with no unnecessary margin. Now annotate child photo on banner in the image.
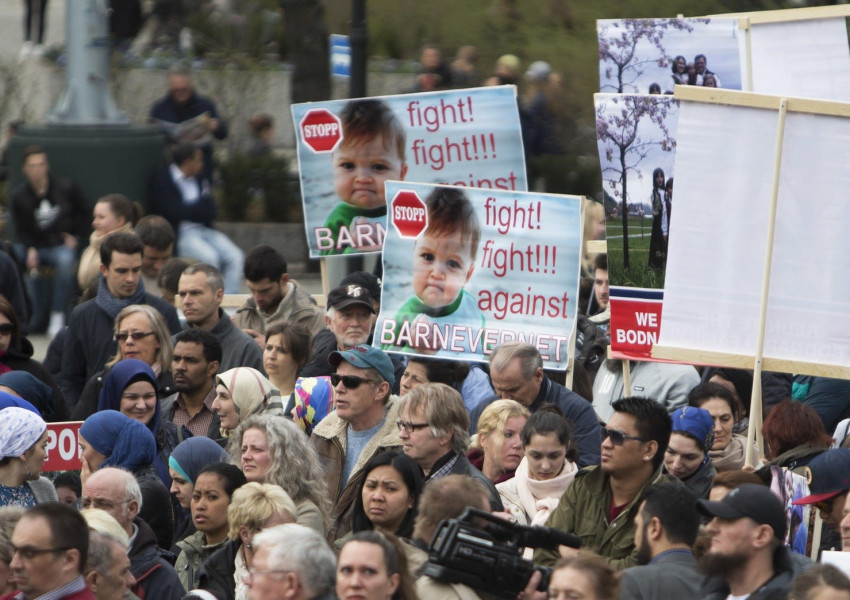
[291,87,527,258]
[375,181,581,370]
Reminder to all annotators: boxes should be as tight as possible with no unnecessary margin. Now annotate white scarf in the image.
[514,456,577,528]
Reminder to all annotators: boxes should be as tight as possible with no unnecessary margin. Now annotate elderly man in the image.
[177,263,262,371]
[398,383,501,510]
[246,524,336,600]
[697,483,805,599]
[310,345,402,542]
[3,503,92,600]
[84,531,136,600]
[82,469,183,600]
[470,342,601,467]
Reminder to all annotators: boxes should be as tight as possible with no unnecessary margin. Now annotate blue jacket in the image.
[469,375,601,468]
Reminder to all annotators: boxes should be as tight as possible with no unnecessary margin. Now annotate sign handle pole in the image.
[622,359,632,398]
[745,98,788,468]
[320,257,331,298]
[742,17,754,92]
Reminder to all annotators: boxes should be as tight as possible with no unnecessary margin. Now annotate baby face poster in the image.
[375,181,581,370]
[291,87,527,258]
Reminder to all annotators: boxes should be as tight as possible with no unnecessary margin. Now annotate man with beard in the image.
[697,483,803,599]
[620,483,701,599]
[535,396,673,568]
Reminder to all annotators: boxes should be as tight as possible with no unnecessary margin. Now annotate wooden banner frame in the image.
[653,86,850,464]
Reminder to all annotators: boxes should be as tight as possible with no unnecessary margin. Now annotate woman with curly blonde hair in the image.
[468,399,530,484]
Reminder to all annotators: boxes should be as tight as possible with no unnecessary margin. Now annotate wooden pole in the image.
[745,97,788,468]
[622,359,632,398]
[742,17,754,92]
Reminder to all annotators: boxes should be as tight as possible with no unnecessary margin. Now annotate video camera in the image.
[422,507,581,599]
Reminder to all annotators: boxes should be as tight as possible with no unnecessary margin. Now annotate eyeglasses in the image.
[115,331,155,343]
[11,545,72,560]
[242,567,291,584]
[81,497,132,510]
[601,427,648,446]
[330,374,378,389]
[396,420,429,433]
[0,323,13,335]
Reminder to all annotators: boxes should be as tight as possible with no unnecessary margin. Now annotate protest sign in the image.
[595,94,680,360]
[375,182,581,370]
[44,421,82,472]
[655,86,850,378]
[291,87,527,258]
[598,17,742,94]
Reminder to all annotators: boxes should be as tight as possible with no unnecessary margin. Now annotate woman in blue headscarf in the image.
[169,436,229,545]
[79,410,175,549]
[0,406,56,508]
[663,406,717,499]
[0,372,56,421]
[97,358,181,489]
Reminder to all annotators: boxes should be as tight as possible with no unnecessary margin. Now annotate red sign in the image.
[391,189,428,238]
[300,108,343,153]
[44,421,83,472]
[609,297,663,361]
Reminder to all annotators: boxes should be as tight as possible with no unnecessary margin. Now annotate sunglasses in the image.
[330,374,378,389]
[601,427,649,446]
[115,331,155,342]
[0,323,13,335]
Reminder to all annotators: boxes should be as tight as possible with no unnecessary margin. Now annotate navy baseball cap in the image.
[329,345,395,386]
[698,483,787,540]
[792,449,850,505]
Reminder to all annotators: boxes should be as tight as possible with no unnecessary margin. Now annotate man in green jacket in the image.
[534,397,674,569]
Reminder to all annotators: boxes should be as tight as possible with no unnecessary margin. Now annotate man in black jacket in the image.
[61,233,180,409]
[10,145,88,335]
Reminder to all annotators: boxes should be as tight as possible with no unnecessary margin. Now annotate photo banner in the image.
[374,181,581,370]
[657,87,850,374]
[598,17,742,94]
[291,87,527,258]
[594,94,680,360]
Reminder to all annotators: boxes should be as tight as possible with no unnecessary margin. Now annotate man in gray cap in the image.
[697,483,806,600]
[310,344,402,543]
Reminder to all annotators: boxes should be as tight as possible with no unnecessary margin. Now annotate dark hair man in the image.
[60,233,180,409]
[535,397,673,568]
[234,245,324,347]
[161,328,222,439]
[134,215,175,298]
[620,483,701,599]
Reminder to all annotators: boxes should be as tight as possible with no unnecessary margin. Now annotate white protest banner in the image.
[44,421,82,472]
[598,17,742,94]
[594,94,680,361]
[291,87,527,258]
[655,86,850,378]
[375,182,581,370]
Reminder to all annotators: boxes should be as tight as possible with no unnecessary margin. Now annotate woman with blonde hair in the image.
[72,304,175,420]
[468,399,530,483]
[229,414,328,533]
[78,194,143,290]
[212,367,284,438]
[197,482,298,600]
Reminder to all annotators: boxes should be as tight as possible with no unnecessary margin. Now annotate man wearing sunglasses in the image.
[310,344,402,543]
[535,397,674,569]
[6,502,93,600]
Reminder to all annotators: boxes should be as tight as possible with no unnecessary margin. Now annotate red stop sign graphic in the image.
[391,190,429,239]
[300,108,342,153]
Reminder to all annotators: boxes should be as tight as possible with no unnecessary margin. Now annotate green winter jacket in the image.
[533,465,676,569]
[174,530,228,592]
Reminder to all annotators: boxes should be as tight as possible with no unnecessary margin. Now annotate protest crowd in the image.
[2,7,850,600]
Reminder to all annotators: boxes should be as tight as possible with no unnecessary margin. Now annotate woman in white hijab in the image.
[0,403,57,508]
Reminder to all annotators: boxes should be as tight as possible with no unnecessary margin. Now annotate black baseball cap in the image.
[697,483,787,540]
[327,284,375,313]
[339,271,381,302]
